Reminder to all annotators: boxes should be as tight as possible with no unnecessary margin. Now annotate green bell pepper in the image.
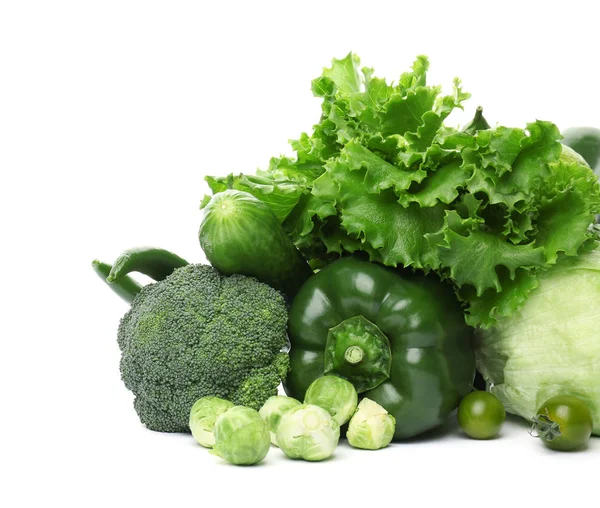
[284,257,475,440]
[561,126,600,175]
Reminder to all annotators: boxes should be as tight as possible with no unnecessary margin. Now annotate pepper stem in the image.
[344,345,364,365]
[324,315,392,393]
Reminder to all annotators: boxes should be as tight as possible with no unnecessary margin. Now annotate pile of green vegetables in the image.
[94,54,600,463]
[189,376,396,465]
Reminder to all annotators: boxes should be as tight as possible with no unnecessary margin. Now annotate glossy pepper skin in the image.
[285,257,475,440]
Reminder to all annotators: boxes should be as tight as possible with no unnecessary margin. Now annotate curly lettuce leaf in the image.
[437,218,546,295]
[398,160,470,207]
[533,154,600,262]
[463,271,540,328]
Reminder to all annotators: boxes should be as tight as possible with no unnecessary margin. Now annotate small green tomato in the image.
[189,396,234,448]
[458,391,506,440]
[211,406,270,465]
[531,395,593,451]
[259,395,302,446]
[304,375,358,425]
[276,404,340,461]
[347,398,395,450]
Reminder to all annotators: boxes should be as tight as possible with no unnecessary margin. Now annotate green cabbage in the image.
[476,245,600,435]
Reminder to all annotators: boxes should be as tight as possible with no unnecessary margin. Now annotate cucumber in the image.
[199,190,314,298]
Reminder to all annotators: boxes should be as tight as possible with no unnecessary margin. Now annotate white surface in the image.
[2,1,598,506]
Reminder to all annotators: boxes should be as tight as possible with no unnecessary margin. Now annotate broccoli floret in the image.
[117,264,290,432]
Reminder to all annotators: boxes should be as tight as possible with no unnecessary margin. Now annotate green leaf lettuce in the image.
[203,53,600,327]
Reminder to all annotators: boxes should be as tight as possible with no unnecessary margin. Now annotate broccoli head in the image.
[117,264,290,432]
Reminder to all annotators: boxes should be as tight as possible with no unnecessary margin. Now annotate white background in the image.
[2,1,598,506]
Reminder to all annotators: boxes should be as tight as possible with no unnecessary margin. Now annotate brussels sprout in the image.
[276,404,340,461]
[347,398,395,450]
[189,396,234,448]
[211,406,270,465]
[304,375,358,425]
[259,395,302,446]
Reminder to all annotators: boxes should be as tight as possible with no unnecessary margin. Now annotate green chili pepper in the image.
[91,260,143,303]
[285,257,475,440]
[107,247,189,283]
